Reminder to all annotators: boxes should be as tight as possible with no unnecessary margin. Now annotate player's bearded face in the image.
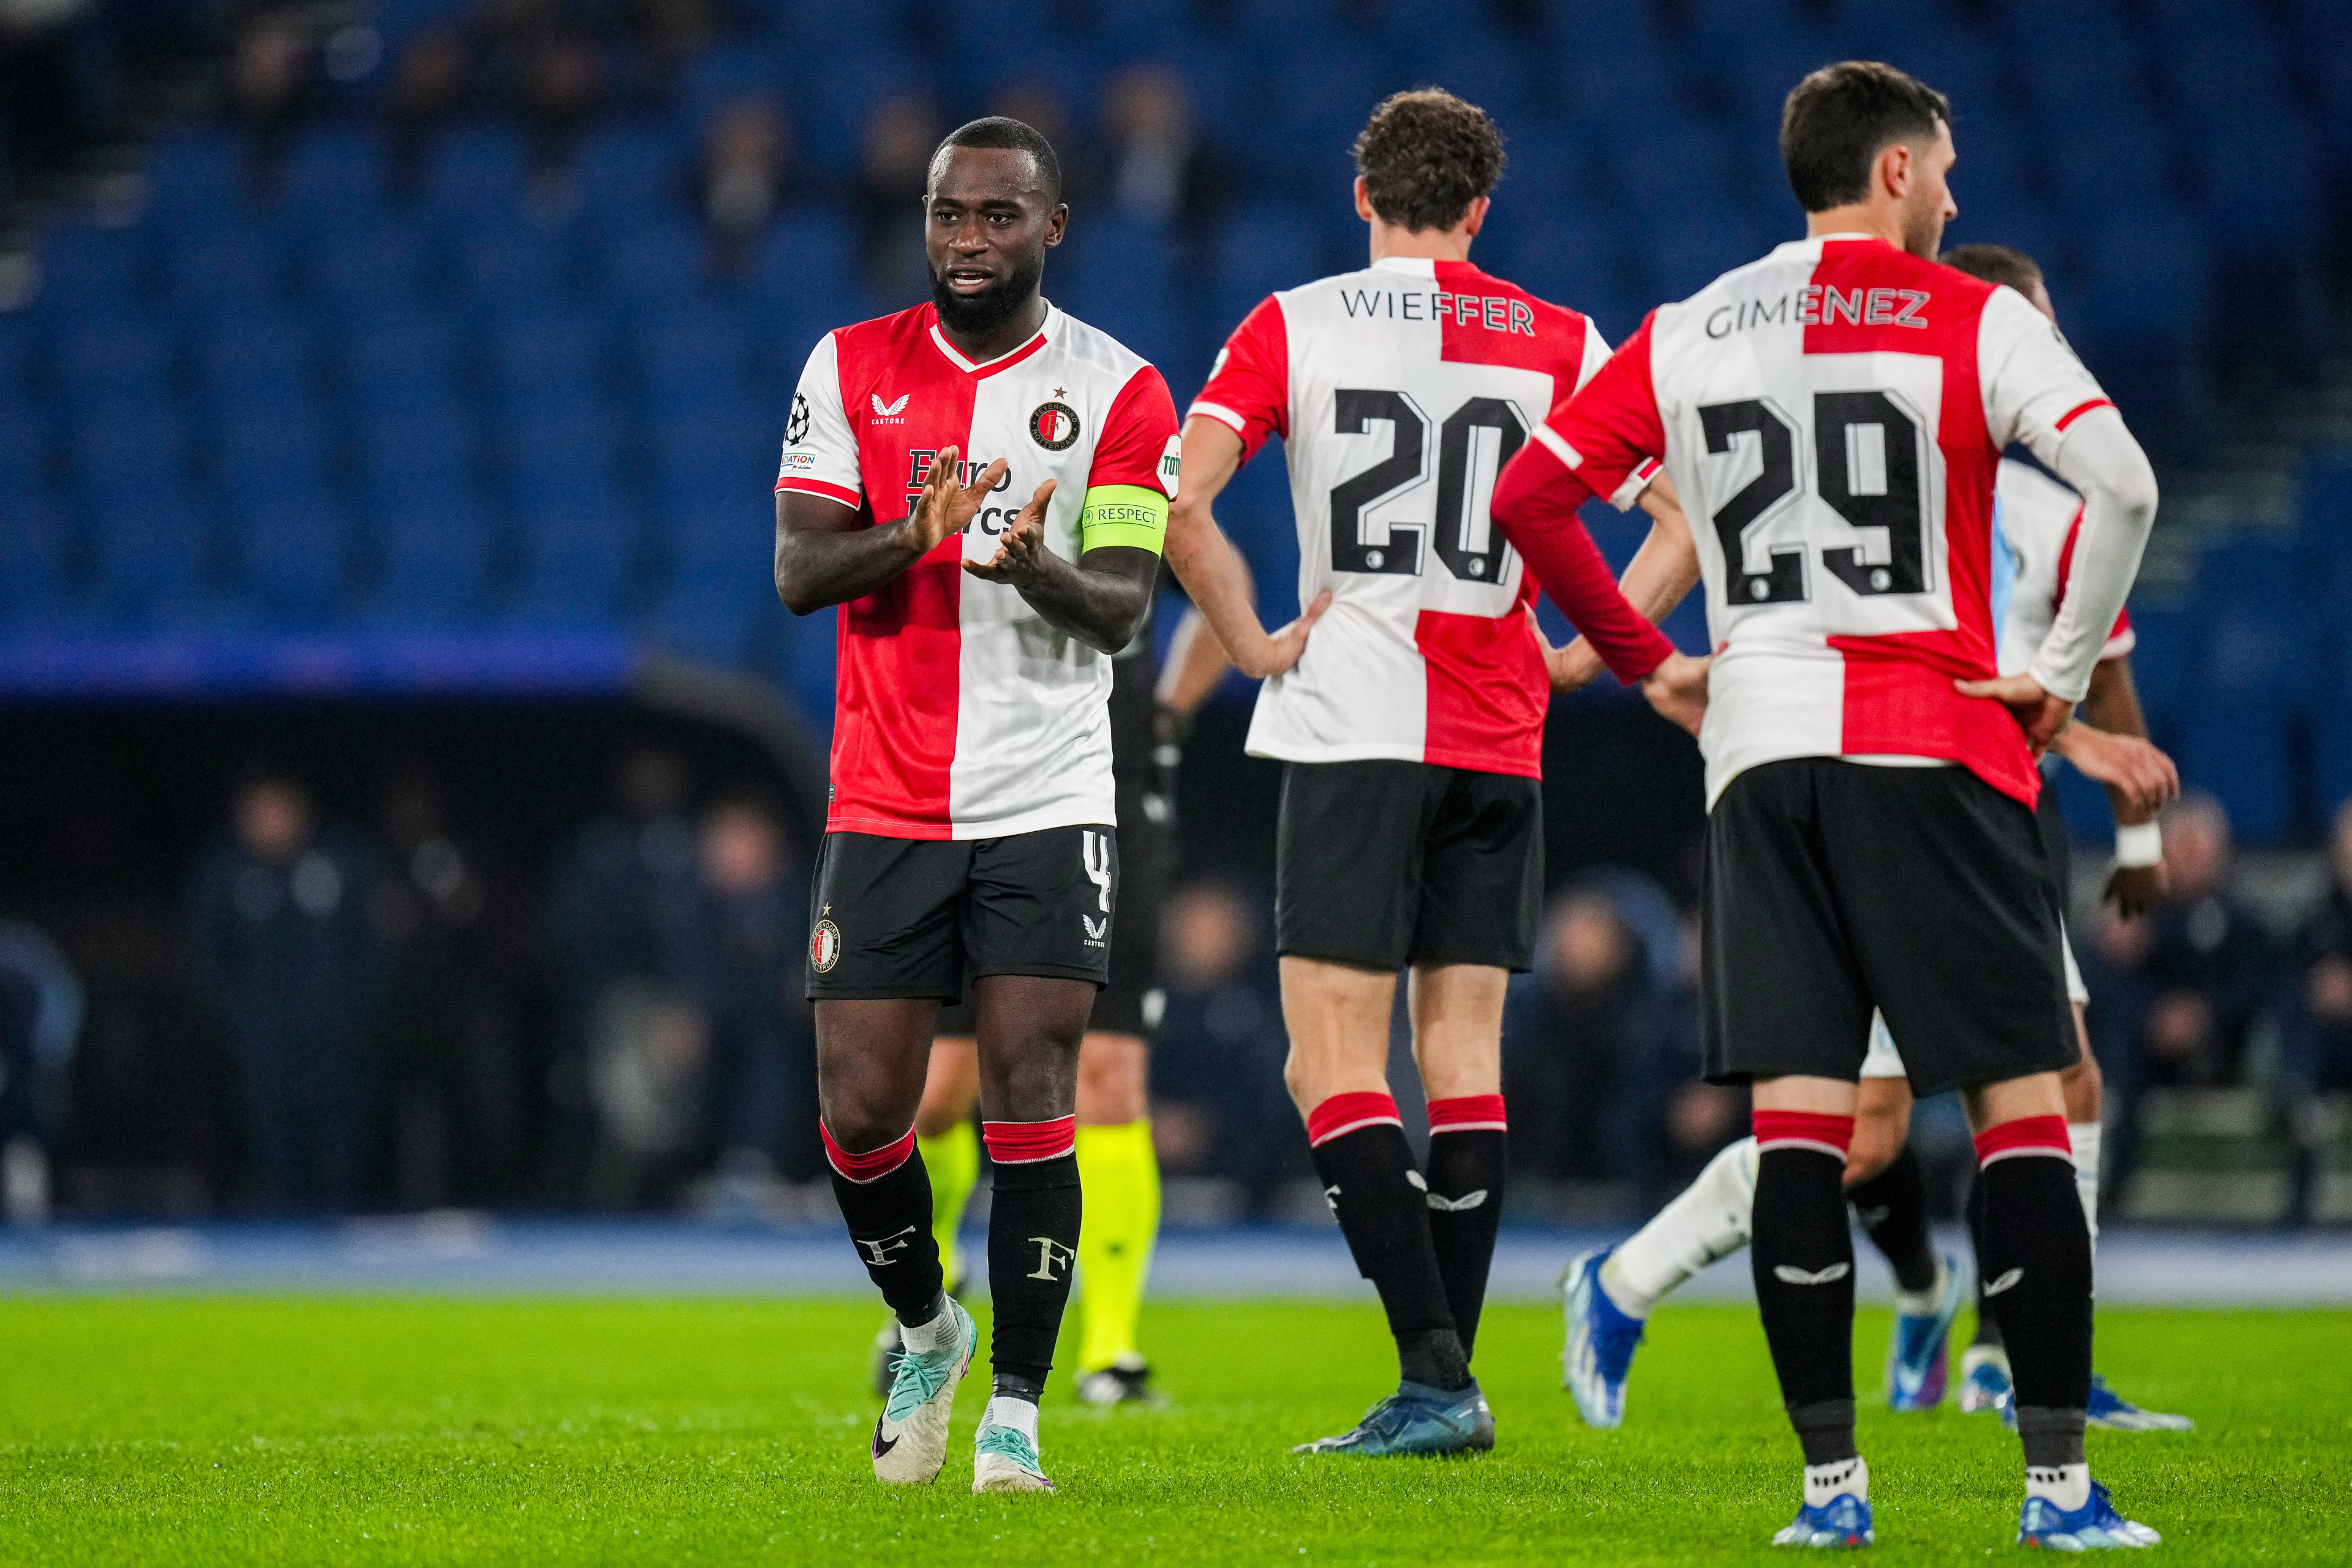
[929,244,1046,335]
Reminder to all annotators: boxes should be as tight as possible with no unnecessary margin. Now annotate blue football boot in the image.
[2017,1479,2160,1548]
[1887,1254,1966,1412]
[2086,1374,2194,1432]
[1293,1379,1494,1457]
[1560,1246,1646,1430]
[1773,1493,1874,1548]
[1960,1345,2014,1416]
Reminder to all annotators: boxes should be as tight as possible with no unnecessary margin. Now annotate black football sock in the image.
[1966,1166,2004,1347]
[1975,1120,2093,1471]
[982,1124,1083,1389]
[1425,1097,1509,1360]
[1752,1112,1859,1466]
[823,1126,945,1322]
[1306,1094,1469,1392]
[1847,1144,1936,1295]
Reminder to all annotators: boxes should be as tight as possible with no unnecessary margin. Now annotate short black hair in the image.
[1780,60,1952,213]
[1354,88,1506,233]
[933,115,1064,206]
[1939,242,2043,296]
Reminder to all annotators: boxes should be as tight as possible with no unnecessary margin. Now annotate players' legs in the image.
[1845,1072,1939,1301]
[1408,960,1509,1360]
[971,971,1090,1396]
[1283,955,1470,1392]
[1749,1074,1868,1509]
[818,998,951,1324]
[1074,1029,1159,1382]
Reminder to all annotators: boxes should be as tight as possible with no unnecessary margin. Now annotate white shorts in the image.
[1861,921,2088,1080]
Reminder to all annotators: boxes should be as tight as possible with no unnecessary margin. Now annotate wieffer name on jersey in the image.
[1191,255,1651,781]
[778,302,1179,842]
[1532,234,2116,810]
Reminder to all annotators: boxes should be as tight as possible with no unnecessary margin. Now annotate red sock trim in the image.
[1752,1109,1855,1159]
[1305,1091,1402,1147]
[982,1115,1076,1164]
[821,1121,915,1183]
[1973,1114,2072,1167]
[1428,1093,1507,1133]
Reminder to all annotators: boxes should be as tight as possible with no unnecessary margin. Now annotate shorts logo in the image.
[810,918,842,973]
[1983,1267,2025,1297]
[1030,400,1080,451]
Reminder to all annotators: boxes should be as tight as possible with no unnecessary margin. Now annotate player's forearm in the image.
[2077,655,2149,741]
[1492,445,1676,684]
[1165,506,1284,677]
[1621,485,1703,622]
[2030,409,2158,702]
[1011,548,1156,654]
[773,516,925,614]
[1156,605,1230,715]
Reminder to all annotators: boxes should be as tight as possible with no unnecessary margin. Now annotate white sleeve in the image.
[775,333,863,507]
[1574,318,1613,394]
[2031,407,2158,703]
[1977,285,2111,465]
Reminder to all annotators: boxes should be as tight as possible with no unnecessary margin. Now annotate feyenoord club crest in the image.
[1029,400,1080,451]
[810,918,842,973]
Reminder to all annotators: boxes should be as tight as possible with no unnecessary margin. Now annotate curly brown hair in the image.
[1352,88,1506,233]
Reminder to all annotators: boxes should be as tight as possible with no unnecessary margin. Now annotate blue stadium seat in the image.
[193,311,315,405]
[39,223,149,314]
[238,491,352,624]
[276,128,390,226]
[633,311,753,412]
[573,126,680,238]
[652,562,767,667]
[508,495,634,622]
[69,408,192,509]
[56,321,174,413]
[1058,216,1179,379]
[2179,703,2295,843]
[341,314,461,413]
[86,496,223,627]
[0,399,54,497]
[453,219,579,309]
[2117,600,2194,733]
[159,227,289,315]
[2318,687,2352,824]
[213,401,336,498]
[304,216,437,309]
[142,130,246,236]
[0,497,80,630]
[425,127,530,219]
[483,316,608,415]
[1209,202,1317,339]
[357,404,475,505]
[599,222,709,317]
[361,499,492,621]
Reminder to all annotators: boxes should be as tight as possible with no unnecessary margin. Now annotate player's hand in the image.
[1523,606,1605,693]
[1955,671,2073,754]
[2105,860,2168,918]
[1641,652,1710,736]
[962,478,1057,583]
[908,447,1008,554]
[1236,589,1331,679]
[2053,726,2179,820]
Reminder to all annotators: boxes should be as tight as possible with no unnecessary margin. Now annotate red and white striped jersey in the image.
[778,301,1180,840]
[1531,235,2114,809]
[1993,456,2135,677]
[1191,257,1640,779]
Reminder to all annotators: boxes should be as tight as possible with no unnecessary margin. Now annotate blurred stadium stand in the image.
[3,0,2348,840]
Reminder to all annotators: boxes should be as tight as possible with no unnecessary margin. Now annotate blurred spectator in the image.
[226,9,315,192]
[1100,64,1221,228]
[186,773,384,1210]
[624,0,718,75]
[1148,880,1293,1202]
[513,28,603,168]
[2088,791,2274,1199]
[692,95,793,279]
[655,790,813,1209]
[2284,799,2352,1222]
[1504,878,1694,1198]
[855,92,942,303]
[993,82,1087,203]
[550,748,697,1191]
[372,766,520,1208]
[384,24,472,199]
[0,917,81,1224]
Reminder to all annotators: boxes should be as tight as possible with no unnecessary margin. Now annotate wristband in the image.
[2114,820,2163,868]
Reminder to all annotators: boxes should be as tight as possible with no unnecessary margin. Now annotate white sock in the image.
[899,1297,955,1354]
[1893,1254,1949,1318]
[1600,1136,1759,1317]
[2067,1121,2101,1246]
[1804,1455,1868,1507]
[2027,1462,2091,1512]
[983,1393,1039,1445]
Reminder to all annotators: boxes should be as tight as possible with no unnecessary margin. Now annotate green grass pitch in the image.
[4,1295,2346,1564]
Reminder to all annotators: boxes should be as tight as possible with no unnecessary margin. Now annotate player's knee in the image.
[821,1099,910,1155]
[1844,1124,1900,1186]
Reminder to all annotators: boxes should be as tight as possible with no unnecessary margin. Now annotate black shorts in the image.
[807,825,1118,1002]
[1276,759,1542,973]
[1700,758,2076,1099]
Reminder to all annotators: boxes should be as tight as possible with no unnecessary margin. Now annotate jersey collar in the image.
[926,302,1058,378]
[1369,256,1438,277]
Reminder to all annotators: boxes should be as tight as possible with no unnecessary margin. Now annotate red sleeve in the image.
[1089,364,1181,494]
[1539,312,1670,510]
[1491,437,1677,684]
[1189,295,1288,461]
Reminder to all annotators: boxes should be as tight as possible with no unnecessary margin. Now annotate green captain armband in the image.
[1078,484,1169,556]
